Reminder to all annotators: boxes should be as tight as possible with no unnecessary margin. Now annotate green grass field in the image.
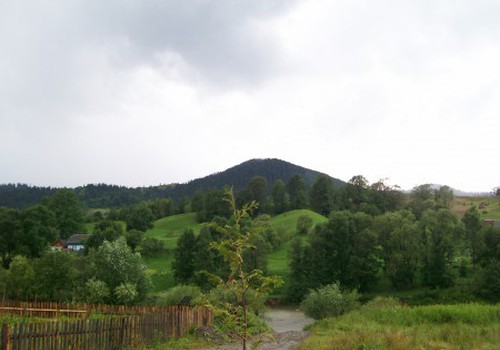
[143,213,202,293]
[452,195,500,220]
[268,209,327,273]
[143,210,327,295]
[146,213,202,249]
[298,303,500,350]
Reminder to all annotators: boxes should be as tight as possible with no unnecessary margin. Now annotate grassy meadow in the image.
[452,195,500,220]
[143,209,327,295]
[298,303,500,350]
[143,213,202,293]
[268,209,327,275]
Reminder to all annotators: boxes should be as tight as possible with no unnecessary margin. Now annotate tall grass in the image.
[298,302,500,350]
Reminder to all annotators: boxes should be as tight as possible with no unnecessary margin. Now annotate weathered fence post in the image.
[119,317,127,348]
[1,324,10,350]
[176,306,181,338]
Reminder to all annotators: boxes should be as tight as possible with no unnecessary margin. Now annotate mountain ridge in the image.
[0,158,345,208]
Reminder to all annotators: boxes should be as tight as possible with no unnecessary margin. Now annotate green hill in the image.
[142,213,201,293]
[146,213,201,249]
[267,210,327,296]
[143,209,327,295]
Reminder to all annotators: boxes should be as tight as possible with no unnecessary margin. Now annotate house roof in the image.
[52,240,66,247]
[65,234,91,245]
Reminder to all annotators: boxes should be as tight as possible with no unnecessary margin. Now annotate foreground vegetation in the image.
[0,165,498,350]
[298,301,500,350]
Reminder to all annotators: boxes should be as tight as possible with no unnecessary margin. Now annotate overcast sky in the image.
[1,0,499,192]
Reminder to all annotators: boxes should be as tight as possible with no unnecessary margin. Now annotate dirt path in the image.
[201,308,313,350]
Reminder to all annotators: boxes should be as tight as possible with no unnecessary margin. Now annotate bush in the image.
[300,282,359,320]
[362,296,401,310]
[155,285,203,306]
[115,282,138,305]
[139,237,166,258]
[296,215,313,235]
[85,278,110,304]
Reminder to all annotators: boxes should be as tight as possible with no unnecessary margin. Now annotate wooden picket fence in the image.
[0,301,89,319]
[0,300,209,319]
[0,304,213,350]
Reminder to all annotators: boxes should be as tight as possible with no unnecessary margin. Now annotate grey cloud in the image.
[0,0,297,126]
[85,0,297,84]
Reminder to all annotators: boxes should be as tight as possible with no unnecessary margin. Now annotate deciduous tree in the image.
[33,250,79,301]
[462,206,483,265]
[420,209,463,288]
[82,237,150,304]
[206,189,282,350]
[44,189,85,239]
[172,229,197,283]
[286,174,308,210]
[374,210,420,289]
[310,175,334,216]
[0,208,22,268]
[271,179,289,214]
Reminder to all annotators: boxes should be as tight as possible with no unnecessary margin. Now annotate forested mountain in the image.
[0,184,58,209]
[178,158,344,194]
[0,158,345,208]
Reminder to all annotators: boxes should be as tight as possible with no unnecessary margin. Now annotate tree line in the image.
[0,172,498,305]
[287,205,499,302]
[178,180,499,303]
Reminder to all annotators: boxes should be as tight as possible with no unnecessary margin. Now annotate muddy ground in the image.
[200,308,314,350]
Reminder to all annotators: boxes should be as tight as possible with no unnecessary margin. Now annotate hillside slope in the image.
[171,158,344,197]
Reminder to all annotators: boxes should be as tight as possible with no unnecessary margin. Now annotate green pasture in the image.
[142,213,201,293]
[453,195,500,220]
[145,255,174,294]
[270,209,327,232]
[143,210,327,295]
[146,213,202,249]
[267,210,327,285]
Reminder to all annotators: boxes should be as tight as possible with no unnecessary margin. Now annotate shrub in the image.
[155,285,203,306]
[300,282,359,320]
[362,296,401,310]
[85,278,110,304]
[139,237,166,258]
[115,282,138,305]
[296,215,313,235]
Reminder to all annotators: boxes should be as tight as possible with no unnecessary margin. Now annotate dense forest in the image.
[0,158,343,209]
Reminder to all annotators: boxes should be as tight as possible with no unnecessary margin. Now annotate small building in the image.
[51,240,66,251]
[64,234,90,252]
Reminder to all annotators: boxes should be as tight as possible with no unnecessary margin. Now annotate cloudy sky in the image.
[1,0,499,192]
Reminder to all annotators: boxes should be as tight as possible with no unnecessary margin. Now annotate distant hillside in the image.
[177,158,344,194]
[0,158,345,209]
[427,184,489,197]
[0,184,58,209]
